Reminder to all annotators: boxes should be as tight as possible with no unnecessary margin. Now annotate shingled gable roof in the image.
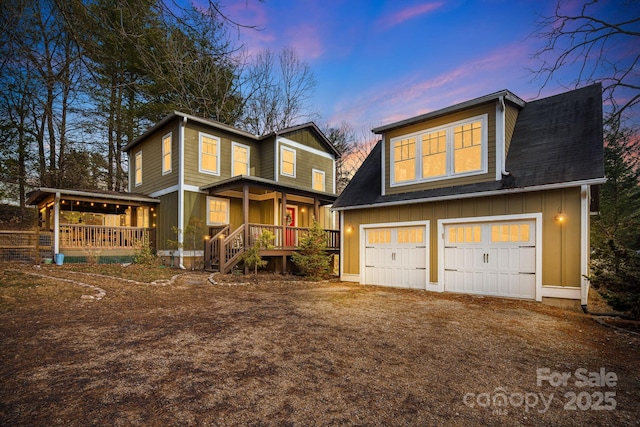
[123,112,339,158]
[333,84,605,210]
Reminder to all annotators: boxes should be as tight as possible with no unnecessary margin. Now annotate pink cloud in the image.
[381,2,444,29]
[285,24,325,61]
[326,42,541,131]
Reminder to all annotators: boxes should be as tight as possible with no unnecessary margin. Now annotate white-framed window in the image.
[206,197,229,225]
[232,142,250,177]
[312,169,325,192]
[162,132,172,175]
[391,114,488,186]
[134,151,142,186]
[200,133,220,175]
[280,146,296,177]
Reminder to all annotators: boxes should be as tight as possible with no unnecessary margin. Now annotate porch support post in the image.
[281,191,287,247]
[281,191,287,274]
[313,198,320,223]
[53,192,60,255]
[243,184,249,274]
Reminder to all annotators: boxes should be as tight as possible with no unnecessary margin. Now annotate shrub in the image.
[242,230,275,274]
[133,238,156,266]
[291,218,330,280]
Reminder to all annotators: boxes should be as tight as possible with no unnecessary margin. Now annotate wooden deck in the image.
[204,223,339,273]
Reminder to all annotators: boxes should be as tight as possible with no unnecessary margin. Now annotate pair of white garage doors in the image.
[363,218,537,300]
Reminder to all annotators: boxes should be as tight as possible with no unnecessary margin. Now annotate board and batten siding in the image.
[130,121,180,195]
[282,128,326,152]
[342,187,582,288]
[384,102,497,195]
[182,122,260,188]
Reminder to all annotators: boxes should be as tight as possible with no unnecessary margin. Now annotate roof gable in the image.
[334,84,605,210]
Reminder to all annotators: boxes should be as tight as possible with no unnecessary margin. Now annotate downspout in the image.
[178,116,187,269]
[499,96,510,177]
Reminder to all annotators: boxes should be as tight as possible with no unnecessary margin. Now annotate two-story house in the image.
[28,112,340,271]
[333,84,605,306]
[123,112,339,271]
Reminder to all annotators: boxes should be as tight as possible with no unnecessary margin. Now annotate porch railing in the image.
[59,225,155,250]
[247,224,339,250]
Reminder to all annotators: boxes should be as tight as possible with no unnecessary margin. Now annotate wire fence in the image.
[0,230,54,264]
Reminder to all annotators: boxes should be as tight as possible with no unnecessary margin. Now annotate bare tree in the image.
[531,0,640,122]
[323,122,356,193]
[241,47,318,135]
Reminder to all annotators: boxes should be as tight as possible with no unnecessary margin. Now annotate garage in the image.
[443,219,537,299]
[363,223,428,289]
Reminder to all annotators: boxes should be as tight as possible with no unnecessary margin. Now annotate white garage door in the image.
[444,220,536,299]
[364,226,427,289]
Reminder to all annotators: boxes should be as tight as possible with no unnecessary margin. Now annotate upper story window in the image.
[162,133,172,175]
[134,151,142,186]
[391,114,487,186]
[200,133,220,175]
[312,169,325,192]
[280,146,296,177]
[206,197,229,225]
[232,142,250,177]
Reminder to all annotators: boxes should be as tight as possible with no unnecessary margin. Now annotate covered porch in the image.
[201,176,339,273]
[27,188,160,263]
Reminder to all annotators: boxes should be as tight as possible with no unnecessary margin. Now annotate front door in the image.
[285,206,297,247]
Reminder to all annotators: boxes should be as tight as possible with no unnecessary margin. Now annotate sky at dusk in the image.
[217,0,633,133]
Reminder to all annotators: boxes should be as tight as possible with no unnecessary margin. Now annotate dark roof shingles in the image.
[334,84,604,209]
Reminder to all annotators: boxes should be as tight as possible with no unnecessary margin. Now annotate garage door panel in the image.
[364,225,428,289]
[519,247,536,273]
[444,220,537,300]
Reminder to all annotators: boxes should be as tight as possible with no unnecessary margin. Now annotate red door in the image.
[286,206,296,247]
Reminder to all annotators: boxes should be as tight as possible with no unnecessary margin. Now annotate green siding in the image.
[182,122,260,188]
[281,128,325,152]
[156,191,178,251]
[131,121,180,196]
[342,187,583,288]
[260,139,275,180]
[277,141,335,191]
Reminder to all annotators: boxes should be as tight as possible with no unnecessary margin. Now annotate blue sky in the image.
[218,0,632,132]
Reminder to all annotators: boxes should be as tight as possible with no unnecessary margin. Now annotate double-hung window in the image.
[280,146,296,177]
[206,197,229,225]
[200,133,220,175]
[232,142,250,177]
[312,169,325,192]
[134,151,142,186]
[391,114,487,185]
[162,133,172,175]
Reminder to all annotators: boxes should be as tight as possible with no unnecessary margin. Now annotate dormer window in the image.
[391,114,487,186]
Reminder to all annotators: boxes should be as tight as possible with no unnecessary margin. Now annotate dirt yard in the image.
[0,264,638,426]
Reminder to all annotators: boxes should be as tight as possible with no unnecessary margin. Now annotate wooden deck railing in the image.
[204,223,340,272]
[59,225,155,250]
[247,224,339,250]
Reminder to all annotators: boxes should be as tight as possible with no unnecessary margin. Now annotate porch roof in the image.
[201,176,338,205]
[27,187,160,207]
